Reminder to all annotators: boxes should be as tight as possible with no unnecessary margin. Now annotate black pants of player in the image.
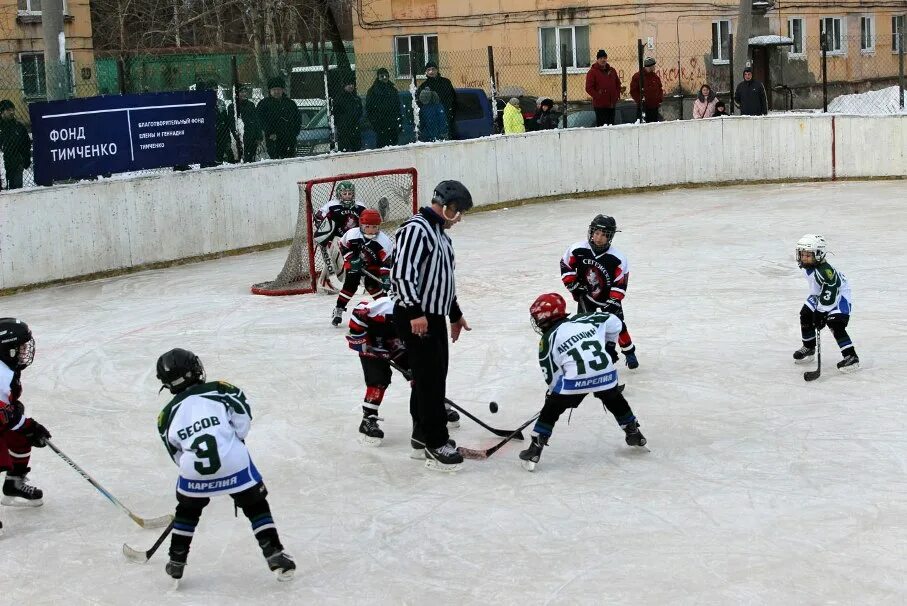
[594,107,616,126]
[800,305,856,357]
[533,387,636,439]
[169,482,284,564]
[393,307,449,449]
[360,354,410,416]
[337,271,384,309]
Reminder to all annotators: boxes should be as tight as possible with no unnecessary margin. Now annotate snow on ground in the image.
[828,85,907,115]
[2,180,907,605]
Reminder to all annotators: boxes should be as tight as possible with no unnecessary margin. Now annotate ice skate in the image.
[1,470,43,507]
[331,307,344,327]
[519,435,547,472]
[621,420,647,448]
[445,406,460,428]
[411,436,455,460]
[424,442,463,472]
[266,550,296,582]
[357,415,384,446]
[793,345,816,364]
[837,354,860,373]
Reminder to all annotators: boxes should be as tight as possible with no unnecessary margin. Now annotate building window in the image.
[893,15,905,52]
[820,17,845,54]
[787,17,805,55]
[539,25,591,72]
[860,16,875,52]
[19,52,73,99]
[394,34,438,79]
[17,0,68,14]
[712,20,731,64]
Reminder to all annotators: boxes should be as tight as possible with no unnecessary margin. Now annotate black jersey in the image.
[560,241,630,305]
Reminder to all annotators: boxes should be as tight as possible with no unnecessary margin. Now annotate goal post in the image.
[251,167,418,296]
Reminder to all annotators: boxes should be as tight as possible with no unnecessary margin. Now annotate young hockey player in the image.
[0,318,52,534]
[331,208,394,326]
[560,214,639,369]
[156,348,295,582]
[314,181,367,290]
[346,297,460,444]
[520,293,646,472]
[793,234,860,371]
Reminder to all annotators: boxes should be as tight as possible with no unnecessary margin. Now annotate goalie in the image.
[313,181,367,289]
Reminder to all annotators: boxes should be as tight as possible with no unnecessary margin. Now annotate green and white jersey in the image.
[157,381,261,498]
[804,261,853,314]
[538,312,622,395]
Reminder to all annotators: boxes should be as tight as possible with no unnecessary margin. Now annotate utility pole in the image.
[42,0,68,100]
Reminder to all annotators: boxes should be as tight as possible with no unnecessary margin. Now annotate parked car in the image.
[561,101,640,128]
[295,88,495,156]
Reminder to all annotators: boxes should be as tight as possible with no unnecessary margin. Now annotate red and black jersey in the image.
[339,228,394,276]
[314,201,367,242]
[347,298,404,359]
[0,361,24,433]
[560,241,630,304]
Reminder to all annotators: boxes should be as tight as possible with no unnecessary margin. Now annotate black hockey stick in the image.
[804,329,822,381]
[123,521,174,563]
[389,360,525,440]
[458,413,541,461]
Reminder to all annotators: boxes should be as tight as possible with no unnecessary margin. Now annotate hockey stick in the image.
[457,413,541,461]
[123,521,174,563]
[47,440,173,529]
[389,360,525,439]
[804,329,822,382]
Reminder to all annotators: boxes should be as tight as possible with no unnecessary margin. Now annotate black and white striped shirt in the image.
[391,207,462,320]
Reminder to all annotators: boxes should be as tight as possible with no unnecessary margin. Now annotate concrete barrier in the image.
[0,114,901,291]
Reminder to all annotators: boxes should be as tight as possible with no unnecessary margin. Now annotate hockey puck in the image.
[489,401,499,414]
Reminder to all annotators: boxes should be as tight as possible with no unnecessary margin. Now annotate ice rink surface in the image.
[2,180,907,605]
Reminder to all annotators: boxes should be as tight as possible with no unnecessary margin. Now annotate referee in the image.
[391,180,473,471]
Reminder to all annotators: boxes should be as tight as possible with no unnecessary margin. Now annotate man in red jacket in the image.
[585,49,622,126]
[630,57,665,123]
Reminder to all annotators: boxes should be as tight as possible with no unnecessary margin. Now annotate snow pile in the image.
[828,85,907,115]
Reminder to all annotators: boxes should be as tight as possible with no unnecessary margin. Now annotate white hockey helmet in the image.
[796,234,827,267]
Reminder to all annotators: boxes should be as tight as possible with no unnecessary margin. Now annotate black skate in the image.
[837,354,860,373]
[266,550,297,582]
[165,560,186,580]
[424,442,463,472]
[358,415,384,446]
[411,436,456,460]
[622,421,648,448]
[2,469,44,507]
[331,307,344,327]
[793,345,816,364]
[519,436,548,472]
[445,406,461,428]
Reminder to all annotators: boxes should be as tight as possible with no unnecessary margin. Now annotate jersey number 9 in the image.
[191,434,222,475]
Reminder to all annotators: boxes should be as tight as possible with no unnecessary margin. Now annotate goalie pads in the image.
[314,218,335,245]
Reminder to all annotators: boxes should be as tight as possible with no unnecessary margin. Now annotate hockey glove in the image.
[567,284,587,303]
[349,256,363,273]
[21,418,51,447]
[603,298,623,314]
[813,310,828,330]
[346,334,369,354]
[381,275,391,291]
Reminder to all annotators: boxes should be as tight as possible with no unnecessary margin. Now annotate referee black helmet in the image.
[432,180,473,213]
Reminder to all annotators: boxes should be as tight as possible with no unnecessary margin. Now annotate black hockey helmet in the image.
[0,318,35,370]
[588,214,619,252]
[156,348,206,394]
[432,180,473,214]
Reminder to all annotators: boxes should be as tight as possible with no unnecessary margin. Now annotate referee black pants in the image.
[394,308,450,449]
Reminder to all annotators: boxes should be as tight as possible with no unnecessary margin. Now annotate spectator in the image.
[734,67,768,116]
[630,58,664,123]
[0,100,30,189]
[417,89,449,142]
[533,97,558,130]
[693,84,719,119]
[214,90,238,164]
[230,85,263,163]
[714,100,729,116]
[334,80,363,153]
[585,49,621,126]
[503,97,526,134]
[416,61,457,138]
[366,68,401,149]
[257,76,302,159]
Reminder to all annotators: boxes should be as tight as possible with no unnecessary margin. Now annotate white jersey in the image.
[538,312,622,394]
[158,381,261,497]
[339,228,395,263]
[803,261,853,314]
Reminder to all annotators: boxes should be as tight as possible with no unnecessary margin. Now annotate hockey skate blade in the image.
[424,459,462,472]
[122,543,150,564]
[446,420,461,429]
[275,569,296,583]
[357,435,383,447]
[837,363,861,374]
[521,459,537,472]
[0,495,43,507]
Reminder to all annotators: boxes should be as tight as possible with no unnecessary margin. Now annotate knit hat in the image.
[743,66,753,74]
[424,61,439,72]
[508,97,520,106]
[0,99,14,112]
[376,68,390,78]
[267,76,286,89]
[644,57,656,67]
[596,49,608,59]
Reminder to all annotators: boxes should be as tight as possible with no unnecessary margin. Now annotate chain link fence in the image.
[0,38,904,190]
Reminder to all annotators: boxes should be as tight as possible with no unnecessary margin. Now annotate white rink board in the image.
[2,180,907,604]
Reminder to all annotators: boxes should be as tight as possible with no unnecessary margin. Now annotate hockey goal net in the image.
[251,167,418,295]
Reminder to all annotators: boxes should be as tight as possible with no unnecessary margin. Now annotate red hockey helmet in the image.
[360,209,382,226]
[529,293,567,335]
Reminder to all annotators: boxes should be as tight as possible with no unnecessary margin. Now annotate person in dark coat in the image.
[229,85,263,162]
[714,100,729,116]
[0,100,30,189]
[257,76,302,159]
[734,67,768,116]
[333,81,363,153]
[416,61,457,138]
[366,68,401,148]
[214,84,239,164]
[585,49,622,127]
[629,58,664,123]
[533,97,558,130]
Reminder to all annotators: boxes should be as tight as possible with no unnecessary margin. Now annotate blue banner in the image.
[29,91,216,185]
